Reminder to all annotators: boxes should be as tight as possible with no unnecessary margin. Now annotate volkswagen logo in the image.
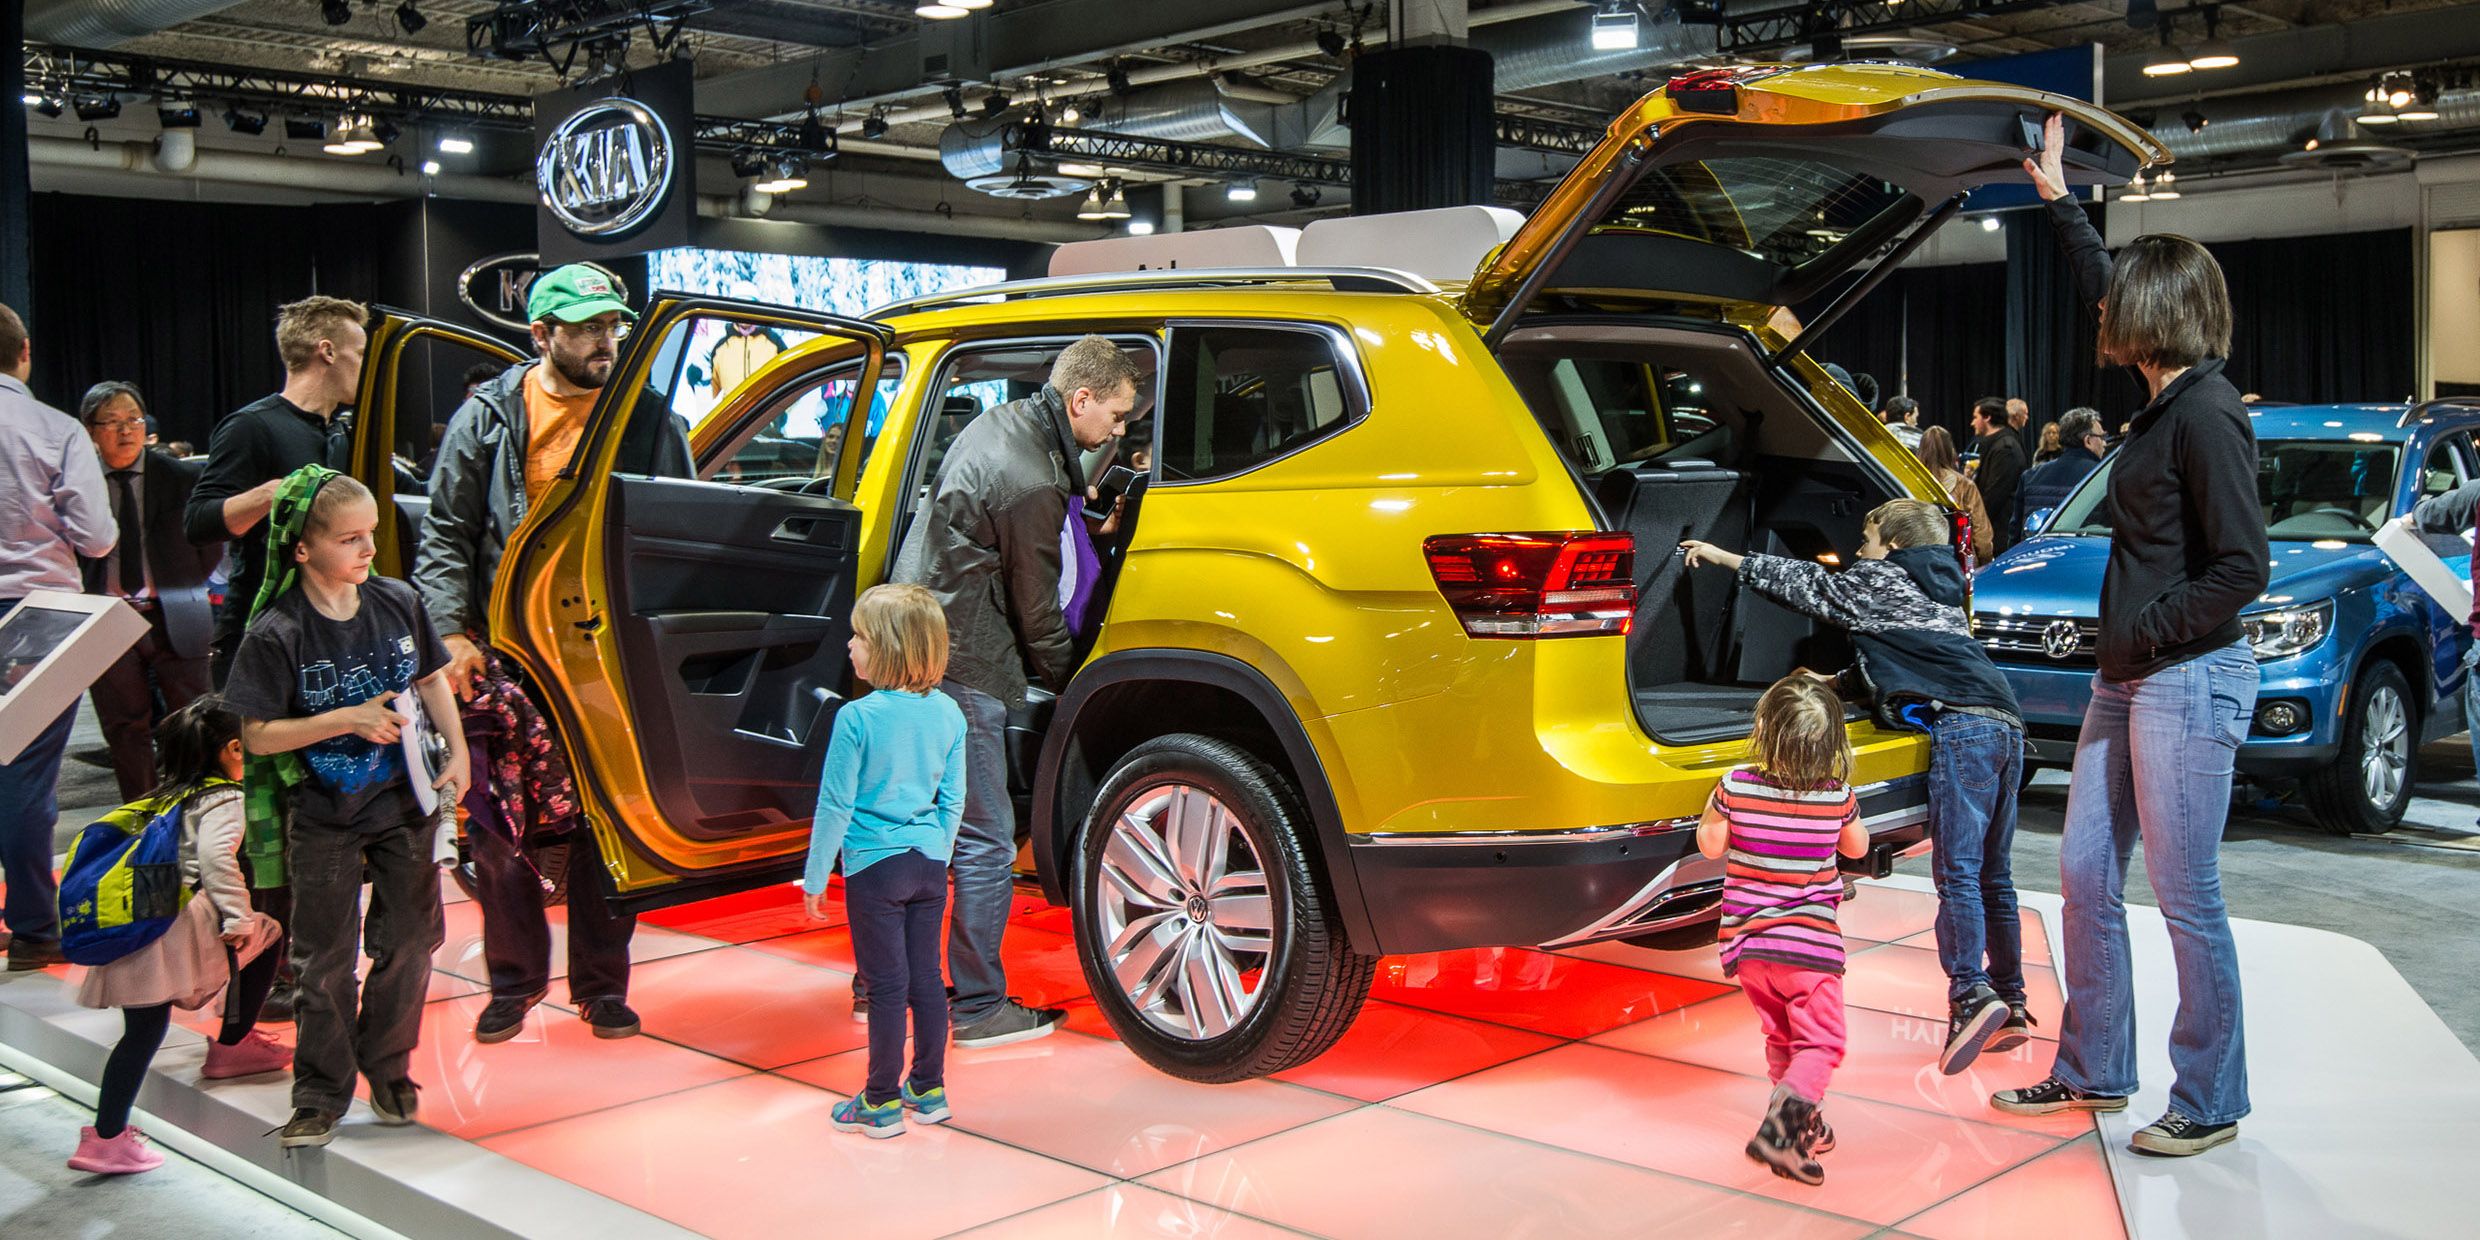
[536,97,674,239]
[2042,620,2083,659]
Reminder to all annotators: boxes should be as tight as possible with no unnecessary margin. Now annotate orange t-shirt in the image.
[521,365,597,503]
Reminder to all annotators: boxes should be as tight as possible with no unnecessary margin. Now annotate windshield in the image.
[2048,439,2403,542]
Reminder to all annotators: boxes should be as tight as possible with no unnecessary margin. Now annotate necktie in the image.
[111,470,143,595]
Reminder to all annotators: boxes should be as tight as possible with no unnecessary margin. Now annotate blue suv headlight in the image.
[2240,600,2333,661]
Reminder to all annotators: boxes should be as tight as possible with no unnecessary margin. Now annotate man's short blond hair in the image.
[1866,498,1950,551]
[274,296,368,372]
[1047,335,1141,402]
[853,583,950,694]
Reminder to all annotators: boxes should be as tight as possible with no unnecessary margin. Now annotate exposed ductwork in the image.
[2159,88,2480,166]
[1480,10,1721,93]
[1079,79,1279,148]
[24,0,245,47]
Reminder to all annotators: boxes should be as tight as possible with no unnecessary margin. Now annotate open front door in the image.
[488,294,892,902]
[352,309,527,579]
[1462,63,2169,345]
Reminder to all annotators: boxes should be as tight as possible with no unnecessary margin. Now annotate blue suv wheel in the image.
[2301,661,2417,835]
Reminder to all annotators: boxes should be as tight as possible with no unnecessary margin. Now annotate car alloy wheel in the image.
[2359,683,2410,812]
[1097,783,1274,1040]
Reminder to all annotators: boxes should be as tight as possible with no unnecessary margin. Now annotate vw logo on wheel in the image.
[2042,619,2083,659]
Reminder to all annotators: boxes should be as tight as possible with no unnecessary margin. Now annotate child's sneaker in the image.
[1808,1109,1835,1155]
[1941,983,2008,1075]
[1984,1002,2038,1054]
[2130,1110,2238,1157]
[1990,1075,2129,1116]
[202,1029,292,1079]
[1745,1085,1824,1185]
[901,1080,951,1125]
[68,1125,164,1175]
[830,1093,906,1139]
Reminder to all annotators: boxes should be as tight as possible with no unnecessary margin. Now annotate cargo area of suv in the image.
[1499,322,1903,743]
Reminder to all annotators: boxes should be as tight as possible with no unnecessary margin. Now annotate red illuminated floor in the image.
[180,877,2102,1239]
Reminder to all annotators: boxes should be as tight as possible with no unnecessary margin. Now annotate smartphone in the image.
[1086,464,1141,521]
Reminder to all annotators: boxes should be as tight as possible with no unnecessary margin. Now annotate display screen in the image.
[0,605,89,696]
[645,247,1002,427]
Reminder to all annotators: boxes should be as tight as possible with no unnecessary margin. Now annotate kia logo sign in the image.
[536,97,674,239]
[457,252,629,332]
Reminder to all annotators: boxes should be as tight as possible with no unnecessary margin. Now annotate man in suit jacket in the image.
[78,382,222,801]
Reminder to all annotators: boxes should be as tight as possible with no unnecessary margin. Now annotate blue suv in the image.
[1971,401,2480,835]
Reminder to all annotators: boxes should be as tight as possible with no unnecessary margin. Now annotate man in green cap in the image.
[418,262,666,1045]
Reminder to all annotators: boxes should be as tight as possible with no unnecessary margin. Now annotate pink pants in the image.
[1736,958,1847,1103]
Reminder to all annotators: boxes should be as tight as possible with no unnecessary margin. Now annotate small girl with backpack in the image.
[62,696,286,1175]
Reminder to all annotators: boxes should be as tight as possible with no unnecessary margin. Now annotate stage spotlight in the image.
[861,107,889,140]
[322,0,354,27]
[75,95,123,121]
[224,107,269,134]
[943,85,966,120]
[395,1,427,35]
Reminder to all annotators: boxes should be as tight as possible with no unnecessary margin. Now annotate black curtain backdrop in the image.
[1348,46,1496,215]
[1802,220,2415,441]
[26,193,413,445]
[3,3,29,318]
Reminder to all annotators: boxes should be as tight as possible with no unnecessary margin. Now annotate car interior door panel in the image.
[606,473,862,839]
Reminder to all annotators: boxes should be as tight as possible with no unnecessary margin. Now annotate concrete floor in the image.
[11,708,2480,1235]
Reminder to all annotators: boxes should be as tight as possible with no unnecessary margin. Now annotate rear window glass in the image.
[2051,439,2404,542]
[1160,326,1360,482]
[1592,156,1908,265]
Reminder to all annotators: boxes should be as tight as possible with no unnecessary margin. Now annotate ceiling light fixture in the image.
[1980,215,2001,232]
[2122,173,2151,203]
[1059,101,1080,125]
[1127,220,1156,236]
[20,92,40,107]
[2187,7,2238,70]
[224,107,269,135]
[1591,2,1640,52]
[1227,180,1257,202]
[323,120,365,155]
[284,117,326,141]
[1077,188,1109,221]
[438,131,474,154]
[2142,23,2192,77]
[942,84,966,120]
[394,1,426,36]
[321,0,354,27]
[1101,184,1132,220]
[915,3,968,18]
[861,107,889,140]
[158,104,202,129]
[981,91,1010,117]
[2399,78,2442,122]
[74,95,122,122]
[2148,171,2180,200]
[953,0,994,8]
[1106,65,1133,96]
[754,153,809,193]
[1290,183,1322,209]
[421,158,441,175]
[2182,109,2209,133]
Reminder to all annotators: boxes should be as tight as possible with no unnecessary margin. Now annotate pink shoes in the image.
[68,1125,165,1175]
[202,1029,293,1080]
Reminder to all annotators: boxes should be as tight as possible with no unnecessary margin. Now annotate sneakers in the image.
[581,999,642,1039]
[367,1078,420,1126]
[1984,1002,2039,1055]
[901,1081,951,1125]
[474,989,547,1044]
[952,999,1064,1048]
[278,1108,339,1149]
[68,1125,164,1175]
[257,980,297,1024]
[2131,1110,2239,1157]
[201,1029,292,1080]
[830,1093,906,1139]
[1941,984,2009,1076]
[6,938,65,971]
[1745,1085,1824,1185]
[850,995,871,1025]
[1990,1075,2130,1117]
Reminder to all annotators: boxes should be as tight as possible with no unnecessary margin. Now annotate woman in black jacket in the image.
[1986,115,2270,1158]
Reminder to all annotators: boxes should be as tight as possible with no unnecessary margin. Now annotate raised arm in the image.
[2024,112,2115,315]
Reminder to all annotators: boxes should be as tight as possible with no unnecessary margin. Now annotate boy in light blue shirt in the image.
[804,584,967,1138]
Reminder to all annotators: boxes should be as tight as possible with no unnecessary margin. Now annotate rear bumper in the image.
[1345,775,1929,954]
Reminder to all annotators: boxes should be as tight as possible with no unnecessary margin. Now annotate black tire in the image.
[2302,661,2416,836]
[1072,733,1375,1083]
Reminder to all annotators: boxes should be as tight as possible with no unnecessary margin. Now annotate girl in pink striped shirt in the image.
[1698,674,1869,1186]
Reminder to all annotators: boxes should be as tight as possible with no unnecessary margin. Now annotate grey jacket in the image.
[417,363,534,639]
[417,363,695,639]
[895,386,1084,707]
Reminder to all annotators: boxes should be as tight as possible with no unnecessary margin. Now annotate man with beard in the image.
[417,265,647,1044]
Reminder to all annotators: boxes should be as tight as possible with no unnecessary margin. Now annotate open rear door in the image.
[1463,63,2169,346]
[488,294,892,903]
[352,309,527,578]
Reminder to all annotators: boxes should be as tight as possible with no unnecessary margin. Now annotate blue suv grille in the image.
[1975,613,2101,668]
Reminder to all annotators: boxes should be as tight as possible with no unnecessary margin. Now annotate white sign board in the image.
[0,592,147,763]
[2374,516,2474,619]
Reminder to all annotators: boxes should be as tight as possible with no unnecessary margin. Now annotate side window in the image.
[705,359,905,487]
[2421,433,2471,503]
[1159,325,1362,482]
[905,336,1160,511]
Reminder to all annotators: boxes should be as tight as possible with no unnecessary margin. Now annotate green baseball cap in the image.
[527,264,635,324]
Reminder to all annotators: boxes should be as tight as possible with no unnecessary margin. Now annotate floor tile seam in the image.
[448,1054,771,1143]
[1574,1035,2080,1145]
[1880,1129,2117,1238]
[1371,974,1742,1040]
[925,1180,1328,1240]
[1361,1098,1887,1233]
[415,989,816,1077]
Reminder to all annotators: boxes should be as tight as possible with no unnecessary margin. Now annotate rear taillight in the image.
[1950,508,1976,576]
[1423,532,1636,638]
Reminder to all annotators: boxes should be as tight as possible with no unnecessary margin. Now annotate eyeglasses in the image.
[558,320,631,343]
[88,418,146,434]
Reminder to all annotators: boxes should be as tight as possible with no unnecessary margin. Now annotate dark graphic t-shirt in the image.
[222,576,450,830]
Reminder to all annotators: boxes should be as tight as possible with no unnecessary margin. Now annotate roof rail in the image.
[865,266,1441,320]
[2400,396,2480,427]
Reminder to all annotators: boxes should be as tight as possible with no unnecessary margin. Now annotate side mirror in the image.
[2025,507,2055,535]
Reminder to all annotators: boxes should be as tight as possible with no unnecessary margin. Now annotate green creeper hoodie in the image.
[238,464,341,888]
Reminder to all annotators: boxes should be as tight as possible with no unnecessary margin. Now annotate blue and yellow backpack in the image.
[57,779,236,966]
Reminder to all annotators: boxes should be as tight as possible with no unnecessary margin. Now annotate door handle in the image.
[771,515,844,548]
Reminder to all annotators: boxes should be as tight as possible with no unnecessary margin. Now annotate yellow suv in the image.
[346,64,2160,1082]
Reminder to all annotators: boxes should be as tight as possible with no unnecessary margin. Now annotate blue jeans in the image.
[846,849,949,1105]
[2461,641,2480,818]
[0,598,79,946]
[1928,713,2025,1005]
[2054,640,2256,1125]
[941,679,1016,1027]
